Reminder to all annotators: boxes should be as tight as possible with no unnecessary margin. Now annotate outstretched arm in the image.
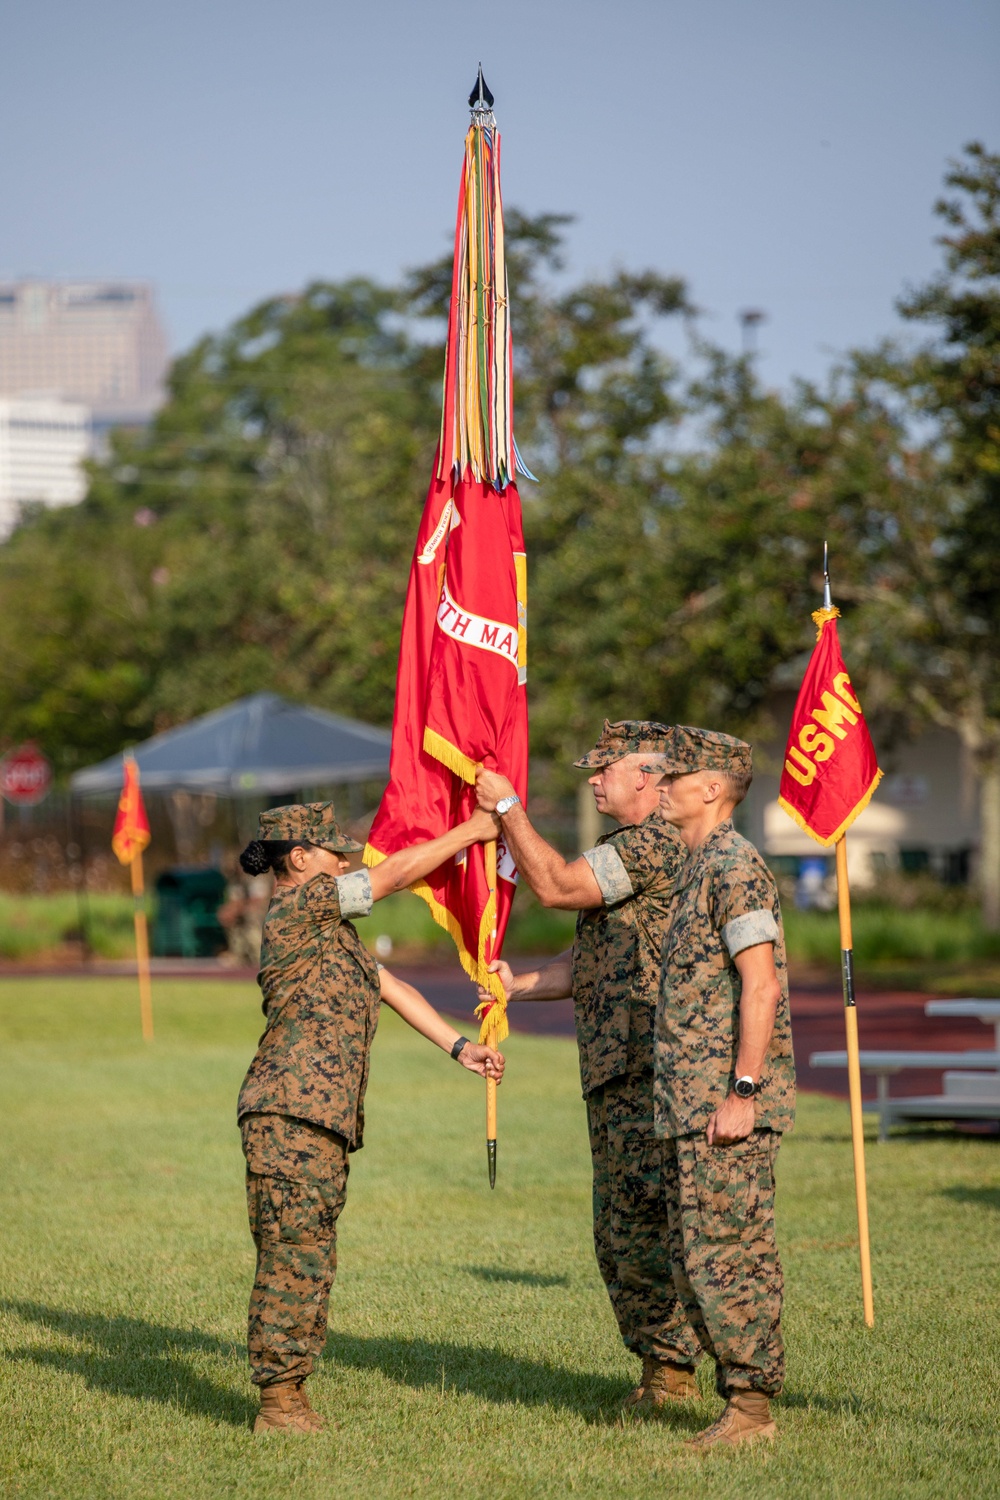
[475,771,602,911]
[368,808,499,902]
[378,967,505,1081]
[477,953,574,1008]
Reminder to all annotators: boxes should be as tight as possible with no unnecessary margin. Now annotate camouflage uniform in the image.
[242,1111,350,1387]
[571,722,701,1366]
[644,729,796,1400]
[237,803,379,1389]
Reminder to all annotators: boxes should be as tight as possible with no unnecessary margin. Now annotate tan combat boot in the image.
[685,1391,776,1451]
[623,1354,657,1410]
[623,1355,700,1411]
[252,1382,323,1434]
[293,1383,327,1432]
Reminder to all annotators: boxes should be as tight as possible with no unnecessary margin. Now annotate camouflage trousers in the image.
[241,1112,350,1388]
[587,1073,701,1365]
[663,1130,785,1397]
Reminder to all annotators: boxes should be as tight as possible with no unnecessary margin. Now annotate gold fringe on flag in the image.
[422,727,478,785]
[777,765,883,848]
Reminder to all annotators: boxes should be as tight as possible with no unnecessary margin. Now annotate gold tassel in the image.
[475,991,509,1045]
[811,605,841,641]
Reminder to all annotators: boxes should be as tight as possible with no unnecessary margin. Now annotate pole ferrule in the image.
[841,947,856,1008]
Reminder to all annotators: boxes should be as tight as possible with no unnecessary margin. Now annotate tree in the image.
[0,280,439,771]
[845,142,1000,924]
[2,159,998,932]
[0,219,697,790]
[632,144,1000,923]
[411,211,695,786]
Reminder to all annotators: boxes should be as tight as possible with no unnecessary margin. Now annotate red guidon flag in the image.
[779,607,882,845]
[364,93,529,1044]
[112,757,151,865]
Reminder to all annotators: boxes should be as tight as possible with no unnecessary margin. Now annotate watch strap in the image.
[450,1036,471,1060]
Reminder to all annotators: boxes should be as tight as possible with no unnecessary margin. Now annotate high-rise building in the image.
[0,280,168,422]
[0,398,90,539]
[0,280,170,537]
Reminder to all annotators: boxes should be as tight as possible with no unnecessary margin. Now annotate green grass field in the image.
[1,978,998,1499]
[781,904,1000,968]
[0,892,137,960]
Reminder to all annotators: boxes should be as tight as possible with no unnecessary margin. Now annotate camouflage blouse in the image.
[654,821,796,1138]
[572,812,686,1097]
[237,871,381,1149]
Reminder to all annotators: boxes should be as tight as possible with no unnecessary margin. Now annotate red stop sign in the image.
[0,743,52,805]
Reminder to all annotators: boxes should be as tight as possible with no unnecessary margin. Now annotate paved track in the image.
[382,967,1000,1104]
[2,959,995,1104]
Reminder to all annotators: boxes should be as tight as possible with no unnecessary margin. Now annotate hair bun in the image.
[239,840,270,876]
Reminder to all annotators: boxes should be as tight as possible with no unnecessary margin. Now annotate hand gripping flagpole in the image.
[825,545,874,1327]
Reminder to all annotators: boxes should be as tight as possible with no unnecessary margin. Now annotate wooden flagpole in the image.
[835,834,874,1326]
[130,848,154,1043]
[485,837,498,1188]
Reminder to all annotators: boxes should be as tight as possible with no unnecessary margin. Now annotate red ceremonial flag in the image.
[779,607,882,845]
[365,93,528,1043]
[112,757,151,865]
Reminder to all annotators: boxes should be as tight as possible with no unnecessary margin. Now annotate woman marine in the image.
[237,800,503,1433]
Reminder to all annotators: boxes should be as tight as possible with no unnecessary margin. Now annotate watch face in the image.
[734,1078,755,1098]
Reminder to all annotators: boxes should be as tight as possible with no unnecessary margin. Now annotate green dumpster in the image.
[151,867,228,958]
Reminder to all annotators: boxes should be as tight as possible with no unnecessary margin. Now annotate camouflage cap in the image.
[573,719,674,769]
[639,725,753,777]
[256,801,363,854]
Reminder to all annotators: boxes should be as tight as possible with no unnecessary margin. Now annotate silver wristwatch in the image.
[495,793,521,816]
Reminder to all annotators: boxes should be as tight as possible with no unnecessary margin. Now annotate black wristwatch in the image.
[734,1075,757,1099]
[450,1036,471,1060]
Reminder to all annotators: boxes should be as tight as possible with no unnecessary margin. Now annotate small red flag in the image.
[112,757,151,865]
[779,608,882,846]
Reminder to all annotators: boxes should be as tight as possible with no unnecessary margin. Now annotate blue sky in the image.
[3,0,998,389]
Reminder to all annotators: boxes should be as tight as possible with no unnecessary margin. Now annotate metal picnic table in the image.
[809,1047,1000,1142]
[923,998,1000,1052]
[811,1001,1000,1141]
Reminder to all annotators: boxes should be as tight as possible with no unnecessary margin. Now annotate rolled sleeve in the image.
[295,873,343,928]
[334,868,374,919]
[722,908,779,956]
[582,845,634,905]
